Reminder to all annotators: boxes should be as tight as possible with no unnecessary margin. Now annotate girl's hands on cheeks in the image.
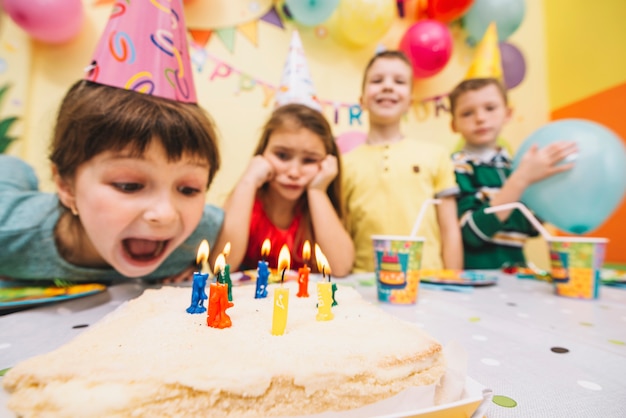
[243,155,274,189]
[308,155,338,191]
[515,141,578,185]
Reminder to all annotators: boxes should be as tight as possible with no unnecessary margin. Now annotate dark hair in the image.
[361,50,413,92]
[255,103,343,217]
[448,77,508,116]
[50,80,220,187]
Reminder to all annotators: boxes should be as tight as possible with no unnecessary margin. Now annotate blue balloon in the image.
[462,0,525,45]
[285,0,339,27]
[513,119,626,235]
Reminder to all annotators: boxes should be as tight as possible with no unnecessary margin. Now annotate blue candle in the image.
[187,272,208,314]
[256,260,269,299]
[187,239,210,314]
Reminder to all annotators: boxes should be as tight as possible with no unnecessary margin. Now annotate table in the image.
[1,273,625,417]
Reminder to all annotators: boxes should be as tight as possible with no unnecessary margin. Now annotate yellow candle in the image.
[271,287,289,335]
[316,282,334,321]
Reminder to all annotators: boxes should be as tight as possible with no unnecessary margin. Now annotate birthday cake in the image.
[3,282,446,417]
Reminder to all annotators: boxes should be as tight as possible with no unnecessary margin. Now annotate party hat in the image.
[275,30,321,111]
[85,0,197,103]
[464,22,503,81]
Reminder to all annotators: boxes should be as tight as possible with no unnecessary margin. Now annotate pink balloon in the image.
[336,131,366,154]
[399,20,453,78]
[3,0,84,44]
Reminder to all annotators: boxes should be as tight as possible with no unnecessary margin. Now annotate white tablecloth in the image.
[1,272,625,417]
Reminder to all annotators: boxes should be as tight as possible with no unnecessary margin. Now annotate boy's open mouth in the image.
[123,239,168,261]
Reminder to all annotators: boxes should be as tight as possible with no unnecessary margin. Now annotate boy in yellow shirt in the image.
[342,51,463,272]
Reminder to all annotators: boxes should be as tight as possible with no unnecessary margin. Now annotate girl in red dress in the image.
[215,103,354,277]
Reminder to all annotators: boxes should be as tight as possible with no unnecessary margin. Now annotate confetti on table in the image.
[492,395,517,408]
[551,347,569,354]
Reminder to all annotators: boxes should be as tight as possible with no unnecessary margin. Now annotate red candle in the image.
[297,240,311,298]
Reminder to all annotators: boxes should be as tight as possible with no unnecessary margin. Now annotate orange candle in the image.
[297,240,311,298]
[207,254,233,328]
[271,245,290,336]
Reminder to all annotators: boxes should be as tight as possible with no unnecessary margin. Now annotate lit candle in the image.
[214,254,226,283]
[222,242,233,301]
[207,254,233,328]
[186,239,209,314]
[271,244,290,336]
[297,240,311,298]
[256,238,271,299]
[315,244,334,321]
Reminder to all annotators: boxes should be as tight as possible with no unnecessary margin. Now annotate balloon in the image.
[285,0,339,27]
[336,0,396,47]
[3,0,84,44]
[513,119,626,235]
[399,20,453,78]
[499,41,526,89]
[426,0,475,22]
[462,0,525,45]
[336,130,367,154]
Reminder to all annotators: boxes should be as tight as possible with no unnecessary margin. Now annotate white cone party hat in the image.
[275,30,321,111]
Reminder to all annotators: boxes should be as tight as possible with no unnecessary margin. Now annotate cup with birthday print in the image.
[548,236,608,300]
[371,235,425,304]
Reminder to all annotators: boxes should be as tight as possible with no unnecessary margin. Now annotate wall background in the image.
[544,0,626,266]
[0,0,622,266]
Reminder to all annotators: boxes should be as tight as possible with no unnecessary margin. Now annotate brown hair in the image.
[448,77,508,116]
[50,80,220,186]
[361,50,413,92]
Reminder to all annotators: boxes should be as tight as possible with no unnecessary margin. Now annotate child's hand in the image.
[515,141,577,185]
[242,155,274,188]
[308,155,338,191]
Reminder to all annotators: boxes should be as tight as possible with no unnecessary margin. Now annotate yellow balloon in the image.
[337,0,396,47]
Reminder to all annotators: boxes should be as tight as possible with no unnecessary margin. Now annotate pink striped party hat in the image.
[85,0,197,103]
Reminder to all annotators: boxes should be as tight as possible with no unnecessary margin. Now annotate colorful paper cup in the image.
[371,235,425,304]
[548,237,608,300]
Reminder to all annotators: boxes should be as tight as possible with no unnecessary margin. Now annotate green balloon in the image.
[462,0,525,45]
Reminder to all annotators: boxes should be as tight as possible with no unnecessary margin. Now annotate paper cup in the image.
[372,235,425,304]
[548,237,608,300]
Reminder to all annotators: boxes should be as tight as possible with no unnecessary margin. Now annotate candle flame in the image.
[214,253,226,275]
[314,244,331,275]
[196,239,209,265]
[261,239,271,257]
[278,244,290,271]
[223,242,231,257]
[302,240,311,261]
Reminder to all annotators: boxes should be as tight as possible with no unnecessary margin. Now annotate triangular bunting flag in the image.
[215,27,236,53]
[260,5,284,29]
[188,29,213,49]
[238,21,259,47]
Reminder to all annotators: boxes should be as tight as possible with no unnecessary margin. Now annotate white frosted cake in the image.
[3,282,445,417]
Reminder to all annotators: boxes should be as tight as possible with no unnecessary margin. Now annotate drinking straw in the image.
[410,199,441,237]
[484,202,553,240]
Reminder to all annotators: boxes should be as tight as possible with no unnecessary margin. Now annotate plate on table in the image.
[419,270,498,286]
[0,279,107,313]
[601,268,626,288]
